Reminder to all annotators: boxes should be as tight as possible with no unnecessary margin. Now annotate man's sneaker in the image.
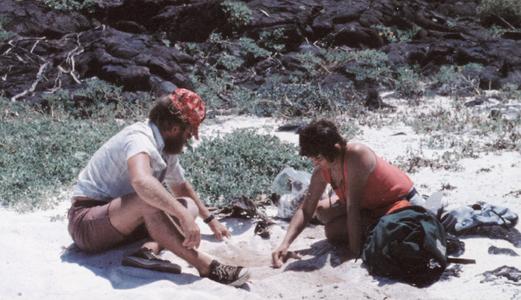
[207,260,250,287]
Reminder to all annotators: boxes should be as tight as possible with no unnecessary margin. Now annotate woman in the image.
[272,119,416,267]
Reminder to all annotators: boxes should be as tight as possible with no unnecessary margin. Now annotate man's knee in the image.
[119,194,197,219]
[176,197,198,219]
[120,193,162,216]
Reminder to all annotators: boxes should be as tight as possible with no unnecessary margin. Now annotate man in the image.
[67,88,249,286]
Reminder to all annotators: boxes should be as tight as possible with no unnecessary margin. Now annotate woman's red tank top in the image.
[321,152,413,218]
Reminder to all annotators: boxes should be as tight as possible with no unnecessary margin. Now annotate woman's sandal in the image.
[121,248,182,274]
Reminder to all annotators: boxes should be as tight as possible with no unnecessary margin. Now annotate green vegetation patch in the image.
[183,129,311,207]
[0,101,124,210]
[0,16,13,42]
[221,0,253,30]
[371,24,421,43]
[42,0,96,11]
[478,0,521,23]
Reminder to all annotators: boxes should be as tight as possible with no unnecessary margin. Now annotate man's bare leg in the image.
[108,193,213,276]
[137,197,198,255]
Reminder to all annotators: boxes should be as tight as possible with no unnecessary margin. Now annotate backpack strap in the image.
[447,257,476,264]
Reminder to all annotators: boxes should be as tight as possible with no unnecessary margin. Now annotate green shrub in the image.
[430,64,483,95]
[221,0,252,30]
[500,83,521,99]
[238,37,271,59]
[395,66,423,98]
[252,81,354,117]
[371,24,420,43]
[215,52,244,71]
[188,66,238,111]
[478,0,521,23]
[42,0,96,11]
[183,129,311,206]
[43,78,151,120]
[0,17,13,42]
[320,48,353,67]
[296,52,324,78]
[258,28,287,52]
[344,49,393,85]
[0,101,125,210]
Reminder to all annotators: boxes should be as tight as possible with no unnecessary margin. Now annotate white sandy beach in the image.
[1,96,521,300]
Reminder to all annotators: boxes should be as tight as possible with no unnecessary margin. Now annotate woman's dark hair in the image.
[148,95,188,132]
[298,119,347,162]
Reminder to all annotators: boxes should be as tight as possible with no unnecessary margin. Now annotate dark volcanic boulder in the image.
[0,0,91,38]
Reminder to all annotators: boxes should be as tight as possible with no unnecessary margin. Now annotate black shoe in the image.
[122,248,182,274]
[207,260,250,287]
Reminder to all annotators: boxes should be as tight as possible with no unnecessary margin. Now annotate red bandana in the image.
[169,88,206,139]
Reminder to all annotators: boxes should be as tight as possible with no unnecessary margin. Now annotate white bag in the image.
[271,167,311,219]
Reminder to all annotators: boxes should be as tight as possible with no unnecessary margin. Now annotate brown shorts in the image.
[67,198,148,253]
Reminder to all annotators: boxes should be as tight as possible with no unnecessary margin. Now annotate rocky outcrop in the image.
[0,0,520,103]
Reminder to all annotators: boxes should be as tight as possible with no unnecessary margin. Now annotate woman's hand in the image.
[208,219,231,240]
[272,243,301,268]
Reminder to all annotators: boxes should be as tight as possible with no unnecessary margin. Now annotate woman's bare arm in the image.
[345,144,376,257]
[272,167,327,267]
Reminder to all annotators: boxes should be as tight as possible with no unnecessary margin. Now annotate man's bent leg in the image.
[135,197,198,254]
[68,200,127,253]
[108,193,213,276]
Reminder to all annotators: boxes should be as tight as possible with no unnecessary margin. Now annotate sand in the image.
[2,96,520,299]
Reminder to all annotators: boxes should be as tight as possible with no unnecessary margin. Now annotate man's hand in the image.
[208,219,231,240]
[179,215,201,249]
[271,244,301,268]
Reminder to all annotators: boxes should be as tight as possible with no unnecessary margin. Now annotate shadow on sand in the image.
[60,241,200,289]
[284,239,349,272]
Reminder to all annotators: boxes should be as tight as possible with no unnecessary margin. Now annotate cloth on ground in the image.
[445,201,518,232]
[460,224,521,247]
[482,266,521,284]
[488,246,519,256]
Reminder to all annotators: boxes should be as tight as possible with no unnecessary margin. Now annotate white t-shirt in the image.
[72,120,185,201]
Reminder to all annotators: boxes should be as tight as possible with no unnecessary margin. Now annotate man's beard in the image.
[163,132,186,154]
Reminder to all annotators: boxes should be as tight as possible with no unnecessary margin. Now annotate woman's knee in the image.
[324,219,348,244]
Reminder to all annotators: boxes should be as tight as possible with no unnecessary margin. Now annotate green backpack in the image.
[361,206,448,287]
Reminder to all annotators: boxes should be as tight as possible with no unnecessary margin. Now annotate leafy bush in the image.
[430,64,483,95]
[478,0,521,24]
[395,66,423,98]
[0,101,124,210]
[296,52,324,78]
[371,24,420,43]
[43,78,151,120]
[486,25,521,38]
[258,28,287,52]
[183,129,311,206]
[215,52,245,71]
[500,83,521,99]
[42,0,96,11]
[0,17,13,42]
[320,48,353,67]
[252,81,354,117]
[221,0,252,30]
[343,49,393,85]
[238,37,271,60]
